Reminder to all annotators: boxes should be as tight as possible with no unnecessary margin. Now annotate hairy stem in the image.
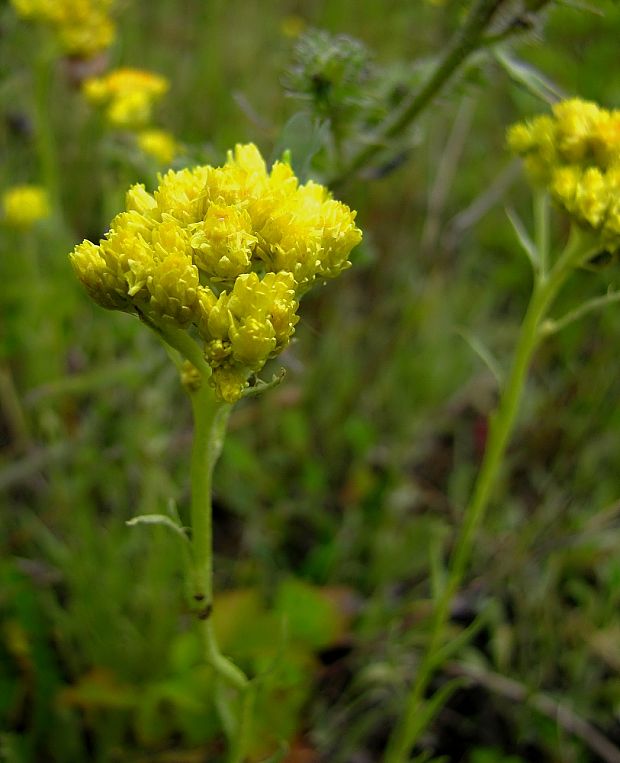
[330,0,510,188]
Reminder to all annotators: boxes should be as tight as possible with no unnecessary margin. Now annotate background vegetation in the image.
[3,1,620,760]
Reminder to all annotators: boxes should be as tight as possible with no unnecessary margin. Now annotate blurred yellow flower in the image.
[137,129,178,165]
[280,15,306,39]
[83,68,169,129]
[2,185,50,228]
[10,0,116,57]
[508,98,620,250]
[70,143,362,401]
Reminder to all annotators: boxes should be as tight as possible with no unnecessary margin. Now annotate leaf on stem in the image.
[429,536,447,602]
[403,677,468,746]
[431,608,490,670]
[213,681,238,742]
[541,288,620,338]
[456,328,504,388]
[261,742,291,763]
[242,368,287,398]
[126,513,190,542]
[271,112,329,182]
[555,0,604,15]
[495,51,564,104]
[506,206,539,272]
[410,752,447,763]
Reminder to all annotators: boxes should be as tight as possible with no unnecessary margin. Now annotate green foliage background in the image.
[3,1,620,760]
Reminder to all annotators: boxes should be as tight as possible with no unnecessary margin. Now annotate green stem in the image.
[139,313,212,377]
[0,363,32,452]
[384,228,590,762]
[188,379,251,759]
[160,324,213,377]
[230,683,257,763]
[189,382,225,607]
[330,0,509,188]
[534,191,550,276]
[33,38,60,208]
[146,312,254,756]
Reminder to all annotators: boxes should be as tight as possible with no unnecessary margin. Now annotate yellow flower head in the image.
[137,129,178,165]
[83,68,169,129]
[10,0,116,57]
[2,185,50,228]
[70,143,362,401]
[508,98,620,249]
[280,14,306,39]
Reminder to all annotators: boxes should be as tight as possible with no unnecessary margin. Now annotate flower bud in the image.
[190,204,257,281]
[147,254,199,326]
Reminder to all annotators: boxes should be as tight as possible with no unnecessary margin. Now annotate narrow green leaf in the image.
[242,368,287,399]
[456,328,504,387]
[261,741,290,763]
[431,609,489,670]
[406,677,468,743]
[506,207,538,271]
[410,753,436,763]
[213,681,237,741]
[495,51,564,104]
[271,112,329,181]
[429,536,446,602]
[541,289,620,337]
[126,513,189,542]
[555,0,604,14]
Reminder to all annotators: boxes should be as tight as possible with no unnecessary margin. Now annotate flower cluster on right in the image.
[508,98,620,249]
[70,144,362,402]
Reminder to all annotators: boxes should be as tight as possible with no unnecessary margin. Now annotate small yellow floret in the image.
[2,185,50,228]
[506,123,534,155]
[147,254,199,326]
[190,204,257,281]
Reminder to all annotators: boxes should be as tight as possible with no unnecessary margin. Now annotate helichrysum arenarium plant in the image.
[386,97,620,762]
[69,142,361,760]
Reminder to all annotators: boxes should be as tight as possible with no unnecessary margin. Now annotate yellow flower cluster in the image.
[83,68,169,129]
[10,0,115,57]
[508,98,620,249]
[70,144,362,401]
[137,129,178,165]
[280,15,306,39]
[2,185,50,228]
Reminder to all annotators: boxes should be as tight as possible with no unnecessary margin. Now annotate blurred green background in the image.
[3,1,620,760]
